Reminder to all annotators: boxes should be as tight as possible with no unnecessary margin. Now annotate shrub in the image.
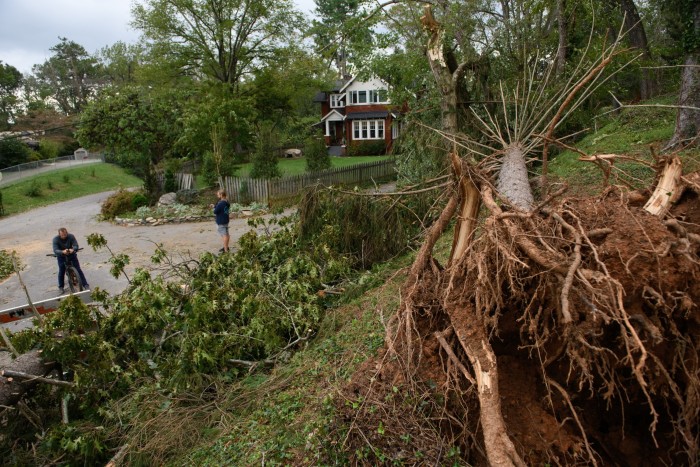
[346,140,386,157]
[305,136,331,173]
[164,170,177,192]
[101,189,146,219]
[250,122,281,179]
[63,174,70,183]
[24,180,42,197]
[175,189,200,205]
[38,139,60,159]
[131,193,148,211]
[0,249,18,281]
[0,138,30,169]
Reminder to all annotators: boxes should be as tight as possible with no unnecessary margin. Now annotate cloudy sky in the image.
[0,0,317,74]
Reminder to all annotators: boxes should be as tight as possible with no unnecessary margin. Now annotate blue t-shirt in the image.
[214,199,230,225]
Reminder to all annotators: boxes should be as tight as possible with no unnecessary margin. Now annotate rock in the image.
[284,148,302,158]
[158,192,177,206]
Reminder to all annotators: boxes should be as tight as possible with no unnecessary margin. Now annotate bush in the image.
[101,189,146,219]
[0,138,30,169]
[305,136,331,173]
[38,139,60,159]
[0,249,18,281]
[131,193,148,211]
[346,140,387,157]
[24,180,42,197]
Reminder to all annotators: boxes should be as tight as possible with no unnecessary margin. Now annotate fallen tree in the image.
[338,5,699,466]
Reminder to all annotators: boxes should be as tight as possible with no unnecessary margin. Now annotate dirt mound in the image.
[337,187,699,466]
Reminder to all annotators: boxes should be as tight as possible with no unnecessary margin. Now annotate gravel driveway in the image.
[0,191,281,331]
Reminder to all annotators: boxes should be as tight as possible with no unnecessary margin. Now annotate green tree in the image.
[132,0,303,86]
[96,41,143,86]
[0,61,22,130]
[77,86,185,200]
[304,134,331,172]
[311,0,377,75]
[31,38,98,114]
[0,137,30,169]
[250,121,281,178]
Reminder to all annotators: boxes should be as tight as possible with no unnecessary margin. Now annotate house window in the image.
[369,89,388,103]
[349,90,368,104]
[353,120,385,140]
[330,94,344,108]
[392,120,400,139]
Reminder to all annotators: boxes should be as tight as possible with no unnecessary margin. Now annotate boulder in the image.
[284,148,302,158]
[158,192,177,206]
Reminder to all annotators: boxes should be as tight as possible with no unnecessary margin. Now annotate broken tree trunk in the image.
[497,143,534,211]
[0,350,55,406]
[644,156,683,217]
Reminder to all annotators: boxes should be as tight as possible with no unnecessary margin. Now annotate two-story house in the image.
[313,76,400,156]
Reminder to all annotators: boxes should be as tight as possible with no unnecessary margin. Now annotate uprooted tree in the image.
[340,6,699,466]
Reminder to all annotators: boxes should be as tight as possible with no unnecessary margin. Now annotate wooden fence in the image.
[156,172,194,191]
[219,158,395,205]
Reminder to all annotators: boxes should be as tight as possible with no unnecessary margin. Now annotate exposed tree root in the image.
[339,163,700,465]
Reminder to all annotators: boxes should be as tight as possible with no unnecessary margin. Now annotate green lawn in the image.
[234,155,391,177]
[0,163,142,216]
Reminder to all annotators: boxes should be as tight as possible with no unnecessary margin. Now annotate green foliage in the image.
[100,189,147,219]
[77,86,186,200]
[32,38,98,115]
[24,180,42,197]
[0,249,18,280]
[298,185,437,269]
[37,139,60,159]
[250,122,281,179]
[345,140,386,157]
[0,137,30,169]
[0,61,22,130]
[304,135,331,172]
[392,119,448,184]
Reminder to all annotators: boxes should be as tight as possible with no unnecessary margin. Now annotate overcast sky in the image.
[0,0,317,74]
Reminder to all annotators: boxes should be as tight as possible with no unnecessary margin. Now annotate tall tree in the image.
[131,0,302,87]
[31,38,98,114]
[311,0,376,76]
[77,86,186,200]
[96,41,143,86]
[0,61,22,130]
[607,0,655,99]
[666,0,700,148]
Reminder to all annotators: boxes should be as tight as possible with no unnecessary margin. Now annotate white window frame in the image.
[369,89,388,103]
[330,94,344,108]
[353,120,385,140]
[349,90,368,104]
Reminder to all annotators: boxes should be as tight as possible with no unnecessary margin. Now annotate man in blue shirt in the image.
[52,227,89,294]
[213,190,230,253]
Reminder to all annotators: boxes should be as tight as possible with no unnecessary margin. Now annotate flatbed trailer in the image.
[0,290,93,324]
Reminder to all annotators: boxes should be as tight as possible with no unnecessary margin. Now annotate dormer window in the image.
[330,94,344,108]
[369,89,388,103]
[349,90,367,104]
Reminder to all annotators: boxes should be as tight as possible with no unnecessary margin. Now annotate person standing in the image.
[213,189,230,253]
[52,227,89,294]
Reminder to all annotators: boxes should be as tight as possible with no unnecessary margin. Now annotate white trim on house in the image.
[321,109,345,136]
[352,119,385,140]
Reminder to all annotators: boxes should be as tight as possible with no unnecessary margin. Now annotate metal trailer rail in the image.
[0,290,93,324]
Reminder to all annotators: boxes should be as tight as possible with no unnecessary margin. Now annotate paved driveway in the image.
[0,191,278,331]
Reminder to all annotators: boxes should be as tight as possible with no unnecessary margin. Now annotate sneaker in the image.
[219,248,225,253]
[83,284,90,290]
[58,287,65,294]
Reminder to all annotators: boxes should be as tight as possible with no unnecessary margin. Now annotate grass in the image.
[234,155,391,177]
[0,163,142,216]
[548,96,700,194]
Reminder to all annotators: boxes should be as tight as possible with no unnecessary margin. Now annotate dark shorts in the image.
[217,224,229,236]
